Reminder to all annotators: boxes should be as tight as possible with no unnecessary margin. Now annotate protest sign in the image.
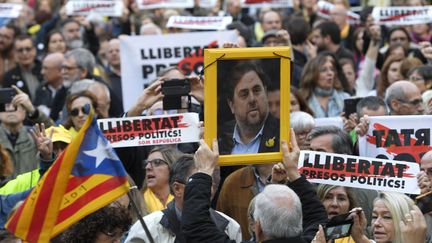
[65,0,124,17]
[371,6,432,25]
[359,115,432,163]
[98,113,200,148]
[241,0,293,8]
[317,1,360,25]
[166,16,233,30]
[298,150,421,194]
[0,3,22,18]
[199,0,218,8]
[119,30,236,110]
[136,0,194,9]
[314,117,343,129]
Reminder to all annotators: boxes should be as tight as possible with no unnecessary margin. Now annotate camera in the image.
[324,213,353,240]
[161,79,191,110]
[0,88,16,112]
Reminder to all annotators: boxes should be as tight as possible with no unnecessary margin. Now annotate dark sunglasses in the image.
[70,105,90,117]
[142,159,168,169]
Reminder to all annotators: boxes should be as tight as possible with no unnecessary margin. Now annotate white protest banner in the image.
[65,0,124,17]
[359,115,432,163]
[98,113,200,148]
[317,1,360,25]
[314,117,344,129]
[120,30,237,110]
[241,0,293,8]
[298,150,420,194]
[0,3,22,18]
[136,0,194,9]
[372,6,432,25]
[167,16,233,30]
[199,0,218,8]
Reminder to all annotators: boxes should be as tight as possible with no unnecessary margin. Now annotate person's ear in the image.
[227,98,235,114]
[171,182,184,198]
[80,68,88,79]
[254,219,264,242]
[390,98,400,113]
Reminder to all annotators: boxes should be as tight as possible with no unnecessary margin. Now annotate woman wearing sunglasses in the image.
[63,91,99,138]
[141,146,183,213]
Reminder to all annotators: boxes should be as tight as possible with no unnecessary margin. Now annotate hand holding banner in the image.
[298,150,420,194]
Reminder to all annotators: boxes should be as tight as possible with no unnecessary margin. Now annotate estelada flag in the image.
[5,108,130,242]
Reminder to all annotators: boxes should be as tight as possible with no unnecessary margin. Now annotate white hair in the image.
[69,79,95,94]
[139,23,162,35]
[290,111,315,133]
[254,184,302,239]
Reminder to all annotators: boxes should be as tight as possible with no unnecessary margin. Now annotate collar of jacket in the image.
[240,166,260,195]
[263,236,305,243]
[160,201,229,243]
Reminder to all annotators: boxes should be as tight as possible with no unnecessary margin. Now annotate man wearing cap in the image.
[0,125,71,194]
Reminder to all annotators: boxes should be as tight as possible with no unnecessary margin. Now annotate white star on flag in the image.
[83,136,118,168]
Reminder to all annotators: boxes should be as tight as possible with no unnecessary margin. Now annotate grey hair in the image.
[290,111,315,133]
[64,48,96,74]
[385,84,405,112]
[307,125,353,154]
[69,79,95,95]
[89,82,111,100]
[253,185,302,239]
[139,23,162,35]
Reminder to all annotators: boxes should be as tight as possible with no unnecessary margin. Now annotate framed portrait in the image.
[204,47,291,166]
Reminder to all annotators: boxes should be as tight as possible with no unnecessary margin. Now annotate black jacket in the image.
[182,173,327,243]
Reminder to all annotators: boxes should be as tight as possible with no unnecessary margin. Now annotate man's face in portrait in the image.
[228,70,269,129]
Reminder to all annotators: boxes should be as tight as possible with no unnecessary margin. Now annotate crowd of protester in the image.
[0,0,432,242]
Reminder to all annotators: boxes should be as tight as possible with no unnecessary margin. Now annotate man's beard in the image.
[67,39,84,49]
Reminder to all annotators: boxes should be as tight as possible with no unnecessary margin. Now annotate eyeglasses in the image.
[70,106,90,117]
[390,37,408,42]
[16,47,33,54]
[142,158,168,169]
[409,76,425,82]
[61,65,80,72]
[397,98,423,106]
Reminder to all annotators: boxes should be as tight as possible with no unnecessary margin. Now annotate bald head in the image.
[385,81,424,115]
[330,5,348,29]
[107,38,120,69]
[42,52,64,86]
[262,11,282,32]
[88,82,110,118]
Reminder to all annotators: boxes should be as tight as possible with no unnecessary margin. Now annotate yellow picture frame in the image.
[204,47,291,166]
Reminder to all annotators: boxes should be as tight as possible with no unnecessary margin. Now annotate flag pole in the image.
[127,187,154,243]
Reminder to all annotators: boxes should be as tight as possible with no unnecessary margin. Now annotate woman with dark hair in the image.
[373,55,403,98]
[44,30,66,54]
[63,91,99,138]
[299,53,350,118]
[61,204,132,243]
[408,65,432,93]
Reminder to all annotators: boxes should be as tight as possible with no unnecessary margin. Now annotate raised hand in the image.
[30,123,54,160]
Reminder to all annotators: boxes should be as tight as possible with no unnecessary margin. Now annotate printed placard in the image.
[166,16,233,30]
[359,115,432,163]
[119,30,237,111]
[199,0,218,8]
[298,150,420,194]
[317,1,360,24]
[65,0,124,17]
[371,6,432,25]
[136,0,194,9]
[98,113,200,148]
[241,0,293,8]
[0,3,22,18]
